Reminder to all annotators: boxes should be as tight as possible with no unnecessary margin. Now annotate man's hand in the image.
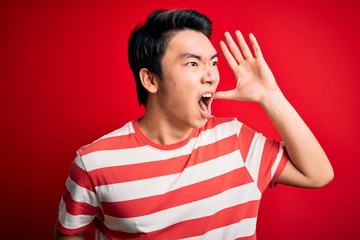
[215,30,333,188]
[214,30,279,104]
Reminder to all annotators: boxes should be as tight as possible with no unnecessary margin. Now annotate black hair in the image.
[128,9,213,106]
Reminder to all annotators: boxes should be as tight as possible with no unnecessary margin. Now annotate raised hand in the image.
[215,31,333,188]
[215,30,280,105]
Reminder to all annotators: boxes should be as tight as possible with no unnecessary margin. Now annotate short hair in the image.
[128,9,213,106]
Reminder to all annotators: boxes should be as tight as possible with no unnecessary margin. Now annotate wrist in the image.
[260,88,285,110]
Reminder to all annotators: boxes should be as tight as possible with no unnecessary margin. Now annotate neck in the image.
[138,112,193,146]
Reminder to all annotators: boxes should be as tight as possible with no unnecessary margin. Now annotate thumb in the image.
[213,89,239,100]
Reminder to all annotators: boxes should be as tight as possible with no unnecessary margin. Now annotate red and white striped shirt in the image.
[56,117,288,239]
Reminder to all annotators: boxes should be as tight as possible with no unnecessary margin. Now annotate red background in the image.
[1,0,360,239]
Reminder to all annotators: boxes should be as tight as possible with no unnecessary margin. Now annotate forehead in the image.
[165,30,217,59]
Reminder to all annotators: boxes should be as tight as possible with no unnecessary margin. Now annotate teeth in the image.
[202,93,212,98]
[199,93,212,112]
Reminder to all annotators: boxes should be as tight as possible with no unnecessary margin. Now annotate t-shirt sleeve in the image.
[56,153,100,235]
[234,119,289,193]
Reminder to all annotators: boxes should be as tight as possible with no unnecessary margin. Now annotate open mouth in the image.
[198,92,213,113]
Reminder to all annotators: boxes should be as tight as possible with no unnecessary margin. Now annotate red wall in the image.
[1,0,360,239]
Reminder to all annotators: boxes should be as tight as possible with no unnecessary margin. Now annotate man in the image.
[55,9,333,239]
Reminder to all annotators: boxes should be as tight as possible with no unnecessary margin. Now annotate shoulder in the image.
[204,116,236,127]
[78,120,136,157]
[203,116,244,132]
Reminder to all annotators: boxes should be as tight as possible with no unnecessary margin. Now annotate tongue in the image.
[199,99,208,112]
[199,98,211,118]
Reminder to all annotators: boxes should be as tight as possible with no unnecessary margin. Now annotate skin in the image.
[55,29,334,239]
[138,30,219,144]
[54,229,84,240]
[216,30,334,187]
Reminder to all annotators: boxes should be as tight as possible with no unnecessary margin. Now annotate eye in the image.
[211,61,218,66]
[186,62,198,67]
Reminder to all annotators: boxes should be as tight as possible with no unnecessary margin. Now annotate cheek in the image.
[213,68,220,82]
[164,73,198,93]
[160,70,200,102]
[166,85,197,111]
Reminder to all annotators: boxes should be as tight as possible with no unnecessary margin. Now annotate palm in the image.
[215,31,279,103]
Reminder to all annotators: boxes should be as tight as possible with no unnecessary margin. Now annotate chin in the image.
[192,118,209,129]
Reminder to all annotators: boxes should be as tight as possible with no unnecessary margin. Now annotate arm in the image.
[215,31,334,188]
[54,226,85,240]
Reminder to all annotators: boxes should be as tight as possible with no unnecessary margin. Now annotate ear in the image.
[139,68,158,93]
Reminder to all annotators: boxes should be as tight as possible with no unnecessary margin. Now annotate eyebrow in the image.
[180,52,218,61]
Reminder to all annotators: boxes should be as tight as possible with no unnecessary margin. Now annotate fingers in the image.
[220,31,250,70]
[224,32,244,63]
[213,89,239,100]
[249,33,263,59]
[220,40,238,70]
[234,30,253,59]
[221,31,262,61]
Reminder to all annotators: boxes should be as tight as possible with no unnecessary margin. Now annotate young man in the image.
[55,9,333,240]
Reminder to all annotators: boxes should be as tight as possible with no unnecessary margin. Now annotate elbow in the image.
[309,154,335,188]
[311,166,334,188]
[324,168,335,186]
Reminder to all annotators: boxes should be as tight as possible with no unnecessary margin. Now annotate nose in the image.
[201,65,219,85]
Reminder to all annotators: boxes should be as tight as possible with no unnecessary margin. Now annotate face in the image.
[155,30,220,129]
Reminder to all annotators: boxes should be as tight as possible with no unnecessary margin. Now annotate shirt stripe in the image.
[80,120,239,172]
[58,198,95,230]
[100,167,254,218]
[89,135,239,186]
[65,177,99,207]
[180,217,257,240]
[56,117,289,239]
[95,150,244,202]
[103,183,261,233]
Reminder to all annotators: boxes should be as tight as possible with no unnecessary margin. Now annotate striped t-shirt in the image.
[56,117,288,239]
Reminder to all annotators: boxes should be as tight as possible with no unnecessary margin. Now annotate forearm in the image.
[217,30,333,187]
[261,89,334,187]
[54,227,85,240]
[55,236,84,240]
